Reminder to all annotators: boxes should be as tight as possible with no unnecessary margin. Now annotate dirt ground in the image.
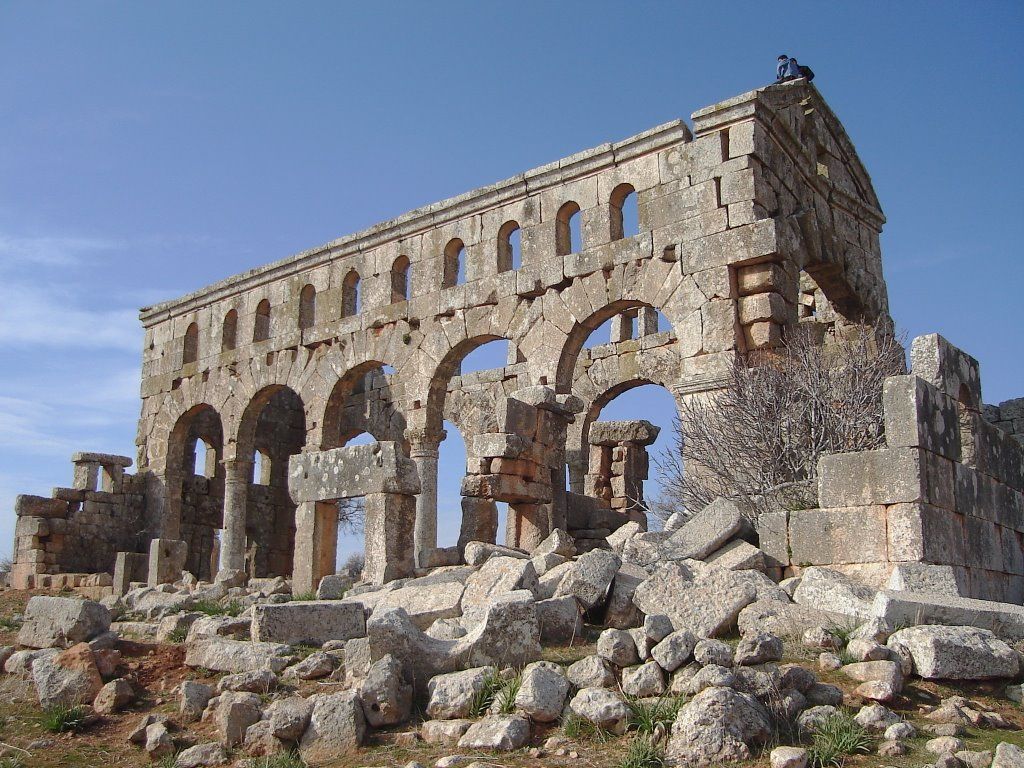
[1,588,1023,768]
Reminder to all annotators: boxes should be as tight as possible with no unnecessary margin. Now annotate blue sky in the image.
[1,2,1021,562]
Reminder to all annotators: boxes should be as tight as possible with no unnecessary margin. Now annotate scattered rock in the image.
[621,661,666,697]
[298,691,367,763]
[144,721,174,758]
[32,644,102,708]
[566,655,615,689]
[926,736,966,755]
[554,549,621,609]
[597,628,639,667]
[854,703,900,733]
[17,596,111,649]
[887,625,1019,679]
[535,596,583,644]
[770,746,809,768]
[792,567,877,620]
[514,661,569,723]
[663,497,746,561]
[534,528,575,557]
[286,652,336,681]
[665,685,772,765]
[427,667,497,720]
[185,637,292,674]
[214,690,262,747]
[93,678,134,714]
[180,680,214,722]
[265,695,313,741]
[734,631,783,665]
[174,742,228,768]
[994,742,1024,768]
[218,668,277,694]
[358,653,412,728]
[457,714,530,750]
[421,719,474,745]
[686,664,736,695]
[651,629,697,672]
[251,600,365,645]
[569,687,630,735]
[694,638,733,667]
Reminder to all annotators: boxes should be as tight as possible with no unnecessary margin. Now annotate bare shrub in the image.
[341,551,365,579]
[651,323,905,523]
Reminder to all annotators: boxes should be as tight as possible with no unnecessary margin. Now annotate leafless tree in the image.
[651,323,905,523]
[338,497,365,533]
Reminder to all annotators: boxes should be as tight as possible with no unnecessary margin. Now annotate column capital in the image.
[405,427,447,456]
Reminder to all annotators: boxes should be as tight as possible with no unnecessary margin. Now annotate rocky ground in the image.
[2,511,1024,768]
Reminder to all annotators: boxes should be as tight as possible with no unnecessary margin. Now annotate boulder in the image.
[366,597,540,694]
[514,661,569,722]
[534,528,575,557]
[244,720,289,756]
[854,703,900,732]
[463,541,528,566]
[32,644,102,708]
[427,667,497,720]
[734,631,783,666]
[298,691,367,764]
[569,687,630,735]
[218,668,277,693]
[316,574,353,600]
[665,685,773,765]
[174,742,228,768]
[285,652,335,681]
[358,654,412,727]
[460,557,539,610]
[535,596,583,644]
[737,600,831,639]
[93,678,134,714]
[266,695,313,741]
[597,628,639,667]
[184,637,293,674]
[705,540,767,571]
[841,661,903,693]
[421,718,474,744]
[375,578,467,631]
[251,601,365,645]
[17,596,111,649]
[566,654,615,689]
[651,629,697,672]
[457,714,530,750]
[886,625,1019,679]
[792,567,877,620]
[633,562,777,638]
[180,680,215,722]
[603,562,648,629]
[622,661,666,697]
[872,590,1024,640]
[145,721,174,758]
[694,639,734,668]
[663,497,746,561]
[554,549,621,609]
[606,520,641,554]
[686,664,736,696]
[213,690,262,747]
[536,560,574,599]
[995,742,1024,768]
[770,746,809,768]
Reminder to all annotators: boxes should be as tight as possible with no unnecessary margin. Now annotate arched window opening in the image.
[221,309,238,352]
[457,339,514,375]
[583,306,669,349]
[299,284,317,330]
[609,183,638,241]
[192,439,217,478]
[391,256,410,303]
[556,201,582,256]
[183,322,199,365]
[342,270,361,317]
[443,239,465,288]
[254,299,271,342]
[252,449,272,485]
[497,221,522,272]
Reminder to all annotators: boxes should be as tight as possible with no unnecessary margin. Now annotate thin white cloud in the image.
[0,234,122,267]
[0,281,140,351]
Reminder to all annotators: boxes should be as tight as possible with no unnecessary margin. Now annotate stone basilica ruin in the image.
[10,81,1024,607]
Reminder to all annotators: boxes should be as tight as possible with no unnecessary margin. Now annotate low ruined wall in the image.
[759,334,1024,604]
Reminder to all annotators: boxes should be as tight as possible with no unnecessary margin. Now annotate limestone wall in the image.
[759,334,1024,603]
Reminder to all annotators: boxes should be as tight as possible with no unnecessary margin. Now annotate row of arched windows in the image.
[180,185,639,365]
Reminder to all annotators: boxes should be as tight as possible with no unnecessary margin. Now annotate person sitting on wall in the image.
[776,54,814,84]
[776,54,802,83]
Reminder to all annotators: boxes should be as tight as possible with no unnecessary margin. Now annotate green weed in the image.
[39,704,89,733]
[807,713,873,767]
[616,735,665,768]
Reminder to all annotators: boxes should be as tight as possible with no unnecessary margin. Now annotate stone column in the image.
[363,492,416,584]
[408,429,444,568]
[292,500,339,595]
[219,458,251,574]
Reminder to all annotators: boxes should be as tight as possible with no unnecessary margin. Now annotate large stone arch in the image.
[320,360,408,450]
[165,403,225,578]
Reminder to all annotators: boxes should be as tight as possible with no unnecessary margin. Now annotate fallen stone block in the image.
[514,661,570,722]
[184,637,293,674]
[357,653,412,727]
[603,562,648,629]
[535,596,583,644]
[569,687,630,735]
[298,691,366,765]
[457,714,530,750]
[887,625,1019,680]
[463,541,528,566]
[664,497,746,561]
[553,549,621,609]
[792,567,877,620]
[17,596,111,649]
[32,644,102,708]
[737,600,832,639]
[251,601,365,645]
[460,556,539,610]
[426,666,497,720]
[705,540,767,571]
[665,685,772,765]
[872,590,1024,640]
[373,579,466,631]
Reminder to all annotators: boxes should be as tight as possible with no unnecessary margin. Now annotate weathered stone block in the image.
[818,447,953,509]
[147,538,187,586]
[251,601,366,646]
[883,375,961,461]
[788,507,887,565]
[289,442,420,502]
